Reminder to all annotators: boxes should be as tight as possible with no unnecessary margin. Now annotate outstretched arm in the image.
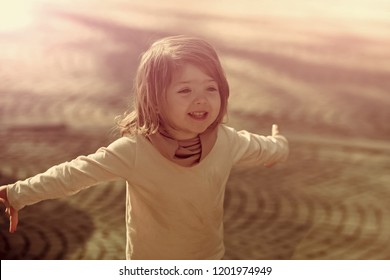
[228,123,289,167]
[0,185,18,233]
[6,136,135,212]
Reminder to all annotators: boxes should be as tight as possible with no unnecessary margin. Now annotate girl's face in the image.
[163,63,221,140]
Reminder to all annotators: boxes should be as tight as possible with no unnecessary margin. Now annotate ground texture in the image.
[1,0,389,259]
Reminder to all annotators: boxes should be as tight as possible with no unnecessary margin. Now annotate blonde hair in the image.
[116,35,229,136]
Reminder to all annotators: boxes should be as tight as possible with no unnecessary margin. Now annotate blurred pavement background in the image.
[1,0,390,259]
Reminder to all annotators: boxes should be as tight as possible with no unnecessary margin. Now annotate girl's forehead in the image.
[172,63,214,81]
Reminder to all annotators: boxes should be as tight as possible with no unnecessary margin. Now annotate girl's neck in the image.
[159,125,199,141]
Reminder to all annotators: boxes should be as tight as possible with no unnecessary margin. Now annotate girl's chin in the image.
[165,120,216,140]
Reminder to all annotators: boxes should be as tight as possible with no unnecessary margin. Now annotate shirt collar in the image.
[147,126,218,167]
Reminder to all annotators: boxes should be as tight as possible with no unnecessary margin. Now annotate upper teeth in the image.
[190,112,206,116]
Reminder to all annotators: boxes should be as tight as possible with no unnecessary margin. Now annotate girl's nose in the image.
[194,92,208,105]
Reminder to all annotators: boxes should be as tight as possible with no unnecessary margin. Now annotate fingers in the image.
[9,207,18,233]
[3,207,17,233]
[0,186,18,233]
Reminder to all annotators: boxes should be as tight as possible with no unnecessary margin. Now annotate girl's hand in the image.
[0,186,18,233]
[264,124,280,168]
[271,123,279,137]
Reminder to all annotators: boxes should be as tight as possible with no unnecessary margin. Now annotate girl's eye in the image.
[178,88,191,94]
[207,86,218,92]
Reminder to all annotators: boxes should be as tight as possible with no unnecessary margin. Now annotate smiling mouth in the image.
[188,111,208,120]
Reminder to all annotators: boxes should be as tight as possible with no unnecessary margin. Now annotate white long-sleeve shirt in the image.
[6,125,289,259]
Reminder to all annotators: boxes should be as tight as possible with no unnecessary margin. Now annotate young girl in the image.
[0,35,289,260]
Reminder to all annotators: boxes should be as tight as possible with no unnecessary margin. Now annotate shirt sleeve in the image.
[6,136,136,210]
[222,126,289,167]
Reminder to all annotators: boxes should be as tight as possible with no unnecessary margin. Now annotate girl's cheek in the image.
[214,94,222,106]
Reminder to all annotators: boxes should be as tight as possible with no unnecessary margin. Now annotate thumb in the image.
[272,124,279,137]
